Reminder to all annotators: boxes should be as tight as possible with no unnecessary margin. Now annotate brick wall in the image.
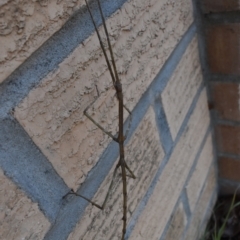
[0,0,217,239]
[196,0,240,195]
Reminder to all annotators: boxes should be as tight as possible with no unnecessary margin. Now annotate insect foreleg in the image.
[125,162,136,179]
[84,92,118,142]
[64,163,121,210]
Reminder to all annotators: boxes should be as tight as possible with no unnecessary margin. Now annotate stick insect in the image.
[66,0,136,239]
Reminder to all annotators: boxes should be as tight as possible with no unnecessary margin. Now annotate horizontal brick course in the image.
[0,169,50,240]
[206,24,240,75]
[216,124,240,155]
[128,89,210,240]
[210,82,240,121]
[219,156,240,182]
[201,0,240,13]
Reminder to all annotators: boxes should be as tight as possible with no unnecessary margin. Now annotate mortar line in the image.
[203,11,240,24]
[181,162,218,240]
[152,97,173,155]
[159,127,212,240]
[219,178,240,189]
[218,152,240,160]
[125,83,206,239]
[181,189,192,221]
[0,117,69,222]
[216,118,240,127]
[159,196,184,240]
[208,75,240,83]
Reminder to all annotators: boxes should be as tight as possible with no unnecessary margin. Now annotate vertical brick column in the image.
[198,0,240,194]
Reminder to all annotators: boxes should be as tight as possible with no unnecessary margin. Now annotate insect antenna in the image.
[85,0,116,85]
[96,0,119,84]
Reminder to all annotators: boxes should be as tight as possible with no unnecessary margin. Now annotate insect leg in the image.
[84,86,118,142]
[123,104,132,140]
[64,163,121,210]
[85,0,116,85]
[125,162,136,179]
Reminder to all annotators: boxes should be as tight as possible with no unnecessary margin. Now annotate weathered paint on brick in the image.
[184,166,217,240]
[67,107,164,240]
[163,202,187,240]
[201,0,240,13]
[216,124,240,155]
[14,0,193,190]
[0,0,86,83]
[206,24,240,75]
[0,169,50,240]
[210,82,240,121]
[129,89,210,240]
[219,156,240,182]
[186,133,214,212]
[162,36,202,140]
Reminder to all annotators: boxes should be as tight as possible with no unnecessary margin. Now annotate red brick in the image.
[201,0,240,13]
[216,124,240,155]
[206,24,240,74]
[219,156,240,182]
[210,82,240,121]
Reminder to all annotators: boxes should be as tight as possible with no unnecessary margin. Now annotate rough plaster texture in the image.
[67,107,164,240]
[128,89,210,240]
[184,166,217,240]
[0,0,88,83]
[0,169,50,240]
[14,0,193,190]
[162,36,202,140]
[186,133,214,212]
[163,202,187,240]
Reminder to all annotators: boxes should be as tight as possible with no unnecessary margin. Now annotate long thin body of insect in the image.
[85,1,131,238]
[64,1,136,239]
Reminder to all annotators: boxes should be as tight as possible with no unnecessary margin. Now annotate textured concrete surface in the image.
[162,36,202,140]
[186,133,214,212]
[164,202,187,240]
[128,89,210,240]
[0,0,88,83]
[0,168,51,240]
[184,166,217,240]
[14,0,193,190]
